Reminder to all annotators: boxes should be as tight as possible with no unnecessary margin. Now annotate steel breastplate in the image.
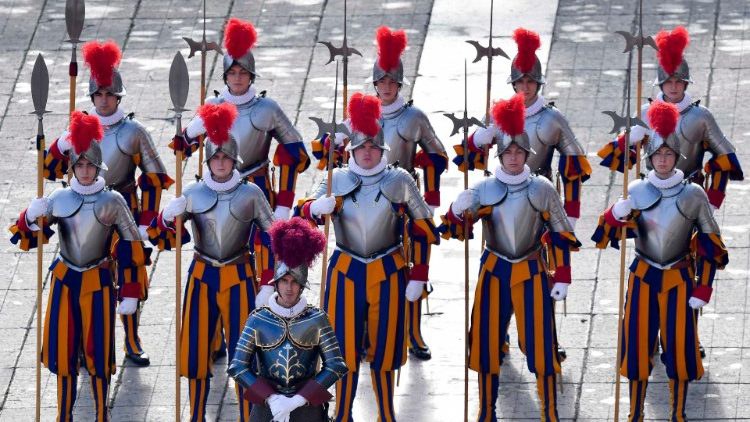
[483,180,545,260]
[190,187,254,261]
[56,192,114,268]
[100,121,137,186]
[232,99,272,171]
[382,109,416,171]
[254,308,321,395]
[525,110,555,172]
[675,108,706,176]
[333,174,401,259]
[634,185,694,265]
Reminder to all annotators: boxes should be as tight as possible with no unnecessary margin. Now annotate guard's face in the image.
[352,141,383,170]
[92,89,119,117]
[276,274,302,306]
[208,151,235,181]
[651,145,678,176]
[661,76,687,103]
[226,65,252,95]
[499,143,527,175]
[513,75,539,105]
[374,75,400,105]
[73,157,98,185]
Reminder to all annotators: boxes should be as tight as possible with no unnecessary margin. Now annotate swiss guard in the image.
[440,94,581,422]
[592,101,728,422]
[10,111,152,421]
[298,92,439,422]
[227,218,347,422]
[42,40,172,366]
[183,17,310,309]
[150,102,275,422]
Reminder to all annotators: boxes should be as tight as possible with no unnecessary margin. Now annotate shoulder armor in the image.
[288,307,327,348]
[331,168,361,196]
[93,190,130,226]
[396,104,428,142]
[230,182,266,222]
[627,179,662,210]
[249,96,282,131]
[676,182,710,220]
[526,176,557,210]
[114,119,148,156]
[184,182,218,214]
[379,167,415,203]
[475,177,508,207]
[251,308,286,348]
[49,188,83,218]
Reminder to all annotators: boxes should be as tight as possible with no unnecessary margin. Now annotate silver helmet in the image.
[644,130,682,160]
[372,59,409,86]
[273,262,309,288]
[68,111,108,173]
[204,135,243,165]
[346,129,389,152]
[223,52,259,79]
[345,92,389,151]
[507,57,545,85]
[269,218,327,291]
[88,69,126,97]
[496,133,534,157]
[223,18,260,80]
[70,139,108,171]
[654,59,692,86]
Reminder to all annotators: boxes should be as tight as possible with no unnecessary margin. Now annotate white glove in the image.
[55,131,72,154]
[116,297,139,315]
[333,132,348,146]
[550,283,568,301]
[628,125,648,145]
[163,196,187,223]
[267,394,287,422]
[26,197,49,222]
[274,206,291,221]
[567,216,578,231]
[612,197,633,220]
[138,225,149,240]
[450,190,474,216]
[472,125,496,147]
[271,395,306,421]
[688,297,707,310]
[185,116,206,139]
[255,285,275,308]
[310,195,336,217]
[428,205,438,216]
[405,280,425,302]
[711,205,719,215]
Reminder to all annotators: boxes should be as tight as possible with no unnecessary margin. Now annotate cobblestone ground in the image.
[0,0,748,421]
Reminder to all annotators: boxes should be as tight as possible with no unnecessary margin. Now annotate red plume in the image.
[348,92,381,138]
[655,26,689,75]
[197,103,238,146]
[376,26,407,72]
[224,18,257,59]
[69,111,104,154]
[512,28,541,73]
[492,93,526,137]
[270,217,326,269]
[647,101,679,139]
[82,40,122,88]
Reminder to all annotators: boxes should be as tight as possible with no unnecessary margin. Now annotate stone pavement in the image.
[0,0,748,421]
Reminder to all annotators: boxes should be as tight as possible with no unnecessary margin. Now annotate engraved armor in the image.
[45,188,139,270]
[381,103,445,171]
[183,181,273,263]
[228,306,347,396]
[99,117,166,189]
[206,96,301,176]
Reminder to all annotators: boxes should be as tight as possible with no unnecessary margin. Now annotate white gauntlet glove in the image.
[310,195,336,217]
[405,280,425,302]
[138,225,150,240]
[628,125,648,145]
[333,132,348,146]
[472,125,496,147]
[273,206,291,221]
[116,297,139,315]
[612,197,633,220]
[55,131,72,154]
[185,116,206,139]
[255,285,275,308]
[272,395,306,422]
[688,297,707,310]
[450,190,474,216]
[162,196,187,223]
[26,197,49,223]
[550,283,568,301]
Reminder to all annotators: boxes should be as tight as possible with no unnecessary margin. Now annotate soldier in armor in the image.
[228,218,347,422]
[43,40,172,366]
[592,101,728,422]
[182,18,310,310]
[454,28,591,228]
[149,102,275,422]
[440,94,581,422]
[10,112,152,421]
[598,26,743,210]
[297,93,439,422]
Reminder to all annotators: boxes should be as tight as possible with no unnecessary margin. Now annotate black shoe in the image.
[699,343,706,359]
[409,345,432,361]
[557,345,567,362]
[126,352,151,367]
[212,348,227,363]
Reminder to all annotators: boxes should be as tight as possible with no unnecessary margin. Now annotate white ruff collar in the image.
[204,168,242,192]
[220,86,257,105]
[495,164,531,185]
[89,107,125,127]
[647,169,684,189]
[71,176,106,195]
[526,96,545,116]
[269,293,308,318]
[381,96,406,115]
[656,92,693,113]
[348,154,388,176]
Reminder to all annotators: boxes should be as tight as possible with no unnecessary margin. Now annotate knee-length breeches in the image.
[324,249,408,372]
[469,250,561,376]
[620,258,703,381]
[180,258,257,379]
[42,259,116,378]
